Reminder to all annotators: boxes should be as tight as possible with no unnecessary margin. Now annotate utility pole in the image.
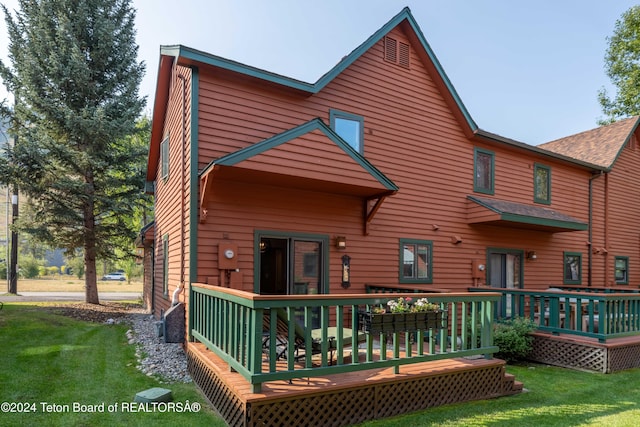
[8,187,17,294]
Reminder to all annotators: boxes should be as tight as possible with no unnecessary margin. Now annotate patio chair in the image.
[534,291,566,328]
[263,308,365,365]
[262,310,303,361]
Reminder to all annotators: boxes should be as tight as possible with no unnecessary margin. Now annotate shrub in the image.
[66,256,85,279]
[20,255,42,279]
[493,317,536,363]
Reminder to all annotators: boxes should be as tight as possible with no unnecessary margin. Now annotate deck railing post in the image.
[249,308,263,376]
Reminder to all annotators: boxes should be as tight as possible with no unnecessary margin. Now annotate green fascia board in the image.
[498,212,588,231]
[468,196,588,231]
[160,45,316,93]
[160,7,478,132]
[199,118,399,192]
[399,10,478,132]
[475,129,609,172]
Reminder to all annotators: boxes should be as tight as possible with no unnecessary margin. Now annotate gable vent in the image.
[384,36,410,69]
[384,36,397,63]
[399,41,410,68]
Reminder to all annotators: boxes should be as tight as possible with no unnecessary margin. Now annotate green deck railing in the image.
[468,287,640,342]
[190,284,500,392]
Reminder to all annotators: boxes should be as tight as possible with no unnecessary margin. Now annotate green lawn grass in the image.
[358,363,640,427]
[0,303,225,427]
[4,303,640,427]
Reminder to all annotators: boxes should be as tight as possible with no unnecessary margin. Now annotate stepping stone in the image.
[134,387,173,403]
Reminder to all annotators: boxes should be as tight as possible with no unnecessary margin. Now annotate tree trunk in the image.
[83,171,99,305]
[84,239,99,304]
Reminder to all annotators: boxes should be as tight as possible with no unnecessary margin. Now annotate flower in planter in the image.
[370,306,386,314]
[411,297,439,313]
[387,297,413,313]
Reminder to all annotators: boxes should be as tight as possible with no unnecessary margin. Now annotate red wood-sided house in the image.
[142,7,640,426]
[539,116,640,289]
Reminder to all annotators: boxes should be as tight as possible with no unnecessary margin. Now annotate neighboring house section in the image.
[539,116,640,287]
[144,7,635,322]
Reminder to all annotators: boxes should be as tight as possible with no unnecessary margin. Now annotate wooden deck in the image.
[529,331,640,373]
[187,342,522,426]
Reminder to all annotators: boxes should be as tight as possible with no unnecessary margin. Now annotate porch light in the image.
[527,251,537,260]
[336,236,347,250]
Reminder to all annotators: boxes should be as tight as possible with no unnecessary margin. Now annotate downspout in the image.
[140,230,156,314]
[150,238,156,313]
[604,172,610,287]
[588,171,603,287]
[173,73,188,306]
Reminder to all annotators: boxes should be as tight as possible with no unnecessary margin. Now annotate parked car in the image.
[102,272,126,281]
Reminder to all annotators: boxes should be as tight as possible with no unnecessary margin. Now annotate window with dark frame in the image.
[615,256,629,284]
[474,148,494,194]
[534,163,551,204]
[400,239,432,283]
[563,252,581,284]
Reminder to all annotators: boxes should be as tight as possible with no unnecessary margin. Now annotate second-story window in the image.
[534,163,551,204]
[330,109,364,153]
[474,148,494,194]
[161,135,170,180]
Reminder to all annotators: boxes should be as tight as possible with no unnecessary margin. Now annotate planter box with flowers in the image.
[358,297,446,334]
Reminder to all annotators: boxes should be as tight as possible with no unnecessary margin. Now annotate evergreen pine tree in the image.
[0,0,146,303]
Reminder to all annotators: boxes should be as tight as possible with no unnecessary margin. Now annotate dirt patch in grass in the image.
[44,301,147,323]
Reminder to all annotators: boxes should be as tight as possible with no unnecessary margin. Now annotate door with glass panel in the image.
[488,250,523,318]
[259,235,324,327]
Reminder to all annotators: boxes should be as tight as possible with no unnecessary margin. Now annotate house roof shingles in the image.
[538,116,640,169]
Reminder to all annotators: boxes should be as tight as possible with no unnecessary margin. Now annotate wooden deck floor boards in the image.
[188,342,504,403]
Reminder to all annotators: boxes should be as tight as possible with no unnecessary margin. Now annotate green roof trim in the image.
[199,118,398,192]
[160,7,477,132]
[468,195,588,232]
[160,45,316,93]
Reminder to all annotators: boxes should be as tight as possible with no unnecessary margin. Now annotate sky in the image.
[0,0,638,145]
